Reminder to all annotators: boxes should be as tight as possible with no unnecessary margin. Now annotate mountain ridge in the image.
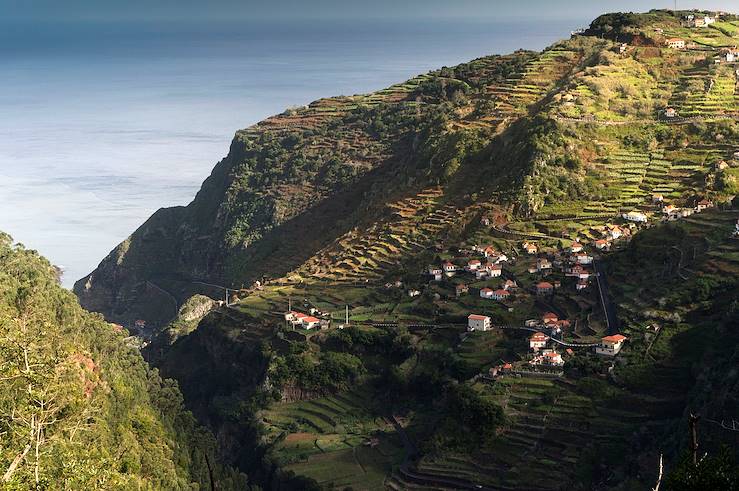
[74,9,739,489]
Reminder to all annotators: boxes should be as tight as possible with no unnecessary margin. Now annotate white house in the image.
[443,262,457,274]
[529,332,549,351]
[488,264,502,277]
[570,241,583,253]
[475,269,490,280]
[428,266,443,281]
[622,211,648,223]
[537,258,552,272]
[541,351,564,366]
[596,334,628,356]
[595,239,609,250]
[467,314,491,332]
[480,288,494,299]
[491,289,510,301]
[467,259,482,271]
[301,316,321,329]
[666,38,685,49]
[408,289,421,297]
[575,252,594,265]
[522,241,538,255]
[576,279,589,290]
[607,225,623,240]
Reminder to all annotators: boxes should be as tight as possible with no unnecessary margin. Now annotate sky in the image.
[2,0,737,23]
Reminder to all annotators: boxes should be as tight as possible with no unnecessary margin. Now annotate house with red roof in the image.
[536,281,554,295]
[455,284,469,297]
[522,241,538,255]
[479,287,494,299]
[596,334,628,356]
[301,316,322,329]
[488,263,502,277]
[467,259,482,271]
[491,289,510,301]
[696,199,713,212]
[595,239,609,250]
[502,279,518,291]
[468,314,491,332]
[529,332,549,351]
[570,241,583,253]
[541,351,564,366]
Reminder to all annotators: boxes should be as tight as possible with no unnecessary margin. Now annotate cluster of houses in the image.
[524,239,598,294]
[284,311,325,330]
[684,14,716,28]
[653,194,714,220]
[425,245,514,301]
[526,311,571,337]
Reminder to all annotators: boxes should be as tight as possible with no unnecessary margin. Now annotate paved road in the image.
[593,260,619,335]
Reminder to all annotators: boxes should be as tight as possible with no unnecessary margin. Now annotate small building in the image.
[527,265,539,274]
[502,279,518,291]
[522,241,538,255]
[662,204,677,215]
[596,334,628,356]
[536,281,554,295]
[408,289,421,297]
[576,279,589,290]
[491,289,510,301]
[443,262,457,273]
[476,269,490,280]
[428,266,443,281]
[570,241,583,253]
[665,38,685,49]
[467,314,491,332]
[622,211,648,223]
[696,199,713,211]
[467,259,482,271]
[456,283,469,297]
[607,225,623,240]
[488,263,503,277]
[566,264,591,280]
[541,351,564,367]
[480,287,494,299]
[302,316,321,329]
[574,252,594,265]
[652,193,664,203]
[537,257,552,272]
[542,312,558,324]
[483,246,497,258]
[595,239,609,250]
[529,332,549,351]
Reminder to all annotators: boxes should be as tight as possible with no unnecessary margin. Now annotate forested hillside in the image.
[0,233,247,489]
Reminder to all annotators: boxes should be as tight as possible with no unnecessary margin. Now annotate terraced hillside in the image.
[79,8,739,491]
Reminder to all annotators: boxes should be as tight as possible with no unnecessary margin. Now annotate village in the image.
[276,191,726,382]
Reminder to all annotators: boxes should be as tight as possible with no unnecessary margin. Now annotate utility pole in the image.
[689,413,700,466]
[345,305,349,326]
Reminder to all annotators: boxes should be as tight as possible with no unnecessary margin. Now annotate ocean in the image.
[0,17,587,287]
